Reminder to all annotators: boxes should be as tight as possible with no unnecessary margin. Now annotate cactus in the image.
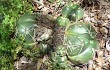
[56,16,70,26]
[65,22,98,64]
[51,45,72,70]
[16,3,99,69]
[51,3,99,68]
[16,13,36,48]
[62,3,84,21]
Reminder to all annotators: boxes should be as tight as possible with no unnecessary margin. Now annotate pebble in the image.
[107,14,110,19]
[106,39,110,51]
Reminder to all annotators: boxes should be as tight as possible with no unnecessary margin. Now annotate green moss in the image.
[0,0,33,69]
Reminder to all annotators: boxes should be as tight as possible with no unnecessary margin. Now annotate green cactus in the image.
[15,3,99,69]
[16,13,36,48]
[53,3,98,67]
[67,47,94,64]
[56,16,70,26]
[38,3,99,69]
[64,22,98,64]
[62,3,76,17]
[61,3,84,21]
[51,46,72,70]
[75,7,84,21]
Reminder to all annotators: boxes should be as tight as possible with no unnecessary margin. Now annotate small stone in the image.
[106,39,110,51]
[84,16,91,22]
[107,14,110,19]
[97,50,103,57]
[91,18,97,23]
[99,38,106,49]
[99,27,108,35]
[94,66,102,70]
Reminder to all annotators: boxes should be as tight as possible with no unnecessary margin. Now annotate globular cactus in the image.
[53,3,99,66]
[62,3,84,21]
[56,16,70,26]
[51,45,72,70]
[16,13,36,48]
[16,13,53,48]
[65,22,98,64]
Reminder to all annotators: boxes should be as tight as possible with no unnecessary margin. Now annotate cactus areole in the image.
[16,14,36,48]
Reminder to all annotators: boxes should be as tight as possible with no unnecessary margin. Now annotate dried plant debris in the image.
[82,0,110,70]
